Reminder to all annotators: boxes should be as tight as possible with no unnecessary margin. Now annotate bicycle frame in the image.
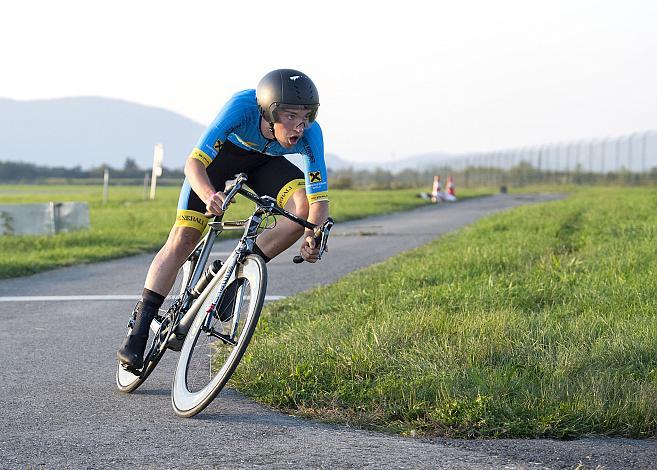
[155,175,333,352]
[174,206,265,339]
[121,173,333,389]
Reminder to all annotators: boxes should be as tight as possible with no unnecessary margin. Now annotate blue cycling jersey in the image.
[189,89,328,203]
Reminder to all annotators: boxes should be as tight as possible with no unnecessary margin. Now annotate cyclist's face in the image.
[273,107,313,148]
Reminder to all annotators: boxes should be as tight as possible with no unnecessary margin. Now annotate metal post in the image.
[103,168,109,204]
[536,145,543,183]
[600,137,609,175]
[143,172,149,200]
[48,201,56,236]
[628,132,639,180]
[587,139,596,178]
[641,131,650,176]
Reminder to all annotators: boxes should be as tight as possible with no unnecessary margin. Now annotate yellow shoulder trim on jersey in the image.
[276,179,306,209]
[189,148,212,168]
[175,209,208,232]
[308,192,329,204]
[234,134,258,149]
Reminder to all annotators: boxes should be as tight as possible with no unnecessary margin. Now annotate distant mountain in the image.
[0,97,206,170]
[0,97,364,172]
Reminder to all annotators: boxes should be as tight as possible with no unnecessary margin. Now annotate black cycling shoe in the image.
[117,302,157,369]
[117,335,149,369]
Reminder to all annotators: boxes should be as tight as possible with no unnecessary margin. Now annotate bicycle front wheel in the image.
[171,254,267,417]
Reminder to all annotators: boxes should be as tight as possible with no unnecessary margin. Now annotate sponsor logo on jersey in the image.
[309,171,322,183]
[213,139,223,152]
[178,214,204,224]
[175,210,208,232]
[302,140,316,163]
[308,192,329,204]
[277,179,306,208]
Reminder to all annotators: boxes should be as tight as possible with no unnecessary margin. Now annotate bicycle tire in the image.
[116,258,194,393]
[171,254,267,417]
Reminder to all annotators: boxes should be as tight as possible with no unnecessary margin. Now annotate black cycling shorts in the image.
[175,141,305,232]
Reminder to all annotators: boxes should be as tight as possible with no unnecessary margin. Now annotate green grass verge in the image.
[0,184,490,279]
[233,186,657,439]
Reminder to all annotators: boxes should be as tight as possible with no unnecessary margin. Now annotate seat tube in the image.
[188,227,219,291]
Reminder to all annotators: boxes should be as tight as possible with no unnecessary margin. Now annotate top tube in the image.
[236,186,316,231]
[219,173,317,232]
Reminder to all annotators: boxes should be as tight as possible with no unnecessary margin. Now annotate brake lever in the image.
[293,218,334,264]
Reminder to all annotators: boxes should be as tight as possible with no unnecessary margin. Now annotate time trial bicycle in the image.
[116,173,333,417]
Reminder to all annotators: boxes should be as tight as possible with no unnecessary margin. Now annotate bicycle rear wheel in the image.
[171,254,266,417]
[116,258,194,393]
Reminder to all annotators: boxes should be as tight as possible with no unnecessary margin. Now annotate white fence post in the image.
[150,144,164,200]
[103,168,109,204]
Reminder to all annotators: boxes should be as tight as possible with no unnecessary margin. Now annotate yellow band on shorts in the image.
[308,192,329,204]
[276,179,306,208]
[189,148,212,168]
[175,209,208,232]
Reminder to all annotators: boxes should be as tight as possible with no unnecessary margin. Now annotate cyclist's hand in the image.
[205,191,227,217]
[300,232,320,263]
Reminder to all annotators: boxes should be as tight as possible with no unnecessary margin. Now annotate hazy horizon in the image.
[2,1,656,164]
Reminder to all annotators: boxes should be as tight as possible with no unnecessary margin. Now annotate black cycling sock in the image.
[252,243,271,263]
[141,288,165,310]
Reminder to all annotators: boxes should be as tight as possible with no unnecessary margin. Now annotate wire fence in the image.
[430,130,657,188]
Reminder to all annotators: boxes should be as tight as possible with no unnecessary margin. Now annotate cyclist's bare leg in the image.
[256,189,308,258]
[117,225,202,369]
[144,225,203,296]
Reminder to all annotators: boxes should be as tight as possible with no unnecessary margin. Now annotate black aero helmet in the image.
[256,69,319,125]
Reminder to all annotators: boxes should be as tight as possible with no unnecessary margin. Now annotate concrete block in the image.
[0,202,90,236]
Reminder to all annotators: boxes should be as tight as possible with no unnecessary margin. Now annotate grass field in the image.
[0,183,489,279]
[232,186,657,439]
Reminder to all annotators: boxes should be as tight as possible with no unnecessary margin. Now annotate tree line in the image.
[0,158,184,182]
[4,157,653,189]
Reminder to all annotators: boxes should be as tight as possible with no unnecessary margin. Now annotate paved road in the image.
[2,193,655,469]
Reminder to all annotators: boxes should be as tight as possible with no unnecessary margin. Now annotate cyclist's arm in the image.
[184,91,251,215]
[300,200,329,262]
[298,123,329,262]
[183,157,225,215]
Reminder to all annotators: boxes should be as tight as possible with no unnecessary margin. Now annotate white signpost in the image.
[150,143,164,200]
[102,168,110,204]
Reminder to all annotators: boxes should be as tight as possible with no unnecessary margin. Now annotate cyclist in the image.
[118,69,329,369]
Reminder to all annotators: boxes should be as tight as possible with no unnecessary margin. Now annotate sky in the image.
[1,0,656,164]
